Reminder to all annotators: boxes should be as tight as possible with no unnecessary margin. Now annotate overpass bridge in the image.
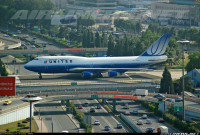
[0,48,107,61]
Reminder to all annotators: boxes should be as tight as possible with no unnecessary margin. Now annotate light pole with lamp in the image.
[177,39,190,121]
[21,94,42,133]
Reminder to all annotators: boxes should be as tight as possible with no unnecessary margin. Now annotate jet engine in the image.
[108,71,118,77]
[82,71,93,78]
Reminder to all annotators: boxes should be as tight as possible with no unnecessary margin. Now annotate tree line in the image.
[0,59,8,76]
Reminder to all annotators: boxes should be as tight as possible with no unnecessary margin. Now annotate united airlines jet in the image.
[24,34,171,79]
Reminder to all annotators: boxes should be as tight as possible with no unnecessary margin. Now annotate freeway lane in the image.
[107,100,179,133]
[34,101,78,133]
[72,99,128,133]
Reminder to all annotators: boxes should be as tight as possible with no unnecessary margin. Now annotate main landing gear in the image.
[38,73,42,79]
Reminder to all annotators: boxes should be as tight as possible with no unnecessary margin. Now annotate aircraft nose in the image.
[24,63,30,70]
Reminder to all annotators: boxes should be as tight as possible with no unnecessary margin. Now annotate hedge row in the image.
[69,102,92,133]
[30,31,81,48]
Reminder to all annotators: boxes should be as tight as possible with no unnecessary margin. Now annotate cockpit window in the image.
[33,58,39,60]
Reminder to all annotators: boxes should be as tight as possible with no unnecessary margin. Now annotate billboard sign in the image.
[0,77,16,96]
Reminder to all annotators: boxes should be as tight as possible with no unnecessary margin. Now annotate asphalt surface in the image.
[72,99,127,133]
[34,101,78,133]
[107,100,179,133]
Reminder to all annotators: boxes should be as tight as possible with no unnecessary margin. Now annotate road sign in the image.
[52,34,56,39]
[0,77,16,96]
[91,95,98,99]
[174,102,183,112]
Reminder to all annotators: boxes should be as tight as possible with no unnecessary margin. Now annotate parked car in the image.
[158,118,165,123]
[137,120,143,125]
[4,34,9,37]
[78,105,83,109]
[146,119,152,124]
[175,97,183,102]
[145,128,154,133]
[3,100,12,105]
[165,98,175,103]
[142,114,148,119]
[117,123,123,129]
[94,120,100,125]
[124,111,130,115]
[90,108,95,112]
[104,125,111,131]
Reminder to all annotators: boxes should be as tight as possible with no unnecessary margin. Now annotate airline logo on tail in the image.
[141,34,171,56]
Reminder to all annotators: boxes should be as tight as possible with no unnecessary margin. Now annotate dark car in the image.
[78,105,83,109]
[97,104,101,109]
[158,118,165,123]
[90,108,95,112]
[145,128,154,133]
[175,97,183,102]
[104,125,111,131]
[153,94,166,100]
[165,98,175,103]
[84,102,89,107]
[60,16,76,24]
[117,123,123,129]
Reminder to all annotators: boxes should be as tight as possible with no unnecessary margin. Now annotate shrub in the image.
[22,120,28,123]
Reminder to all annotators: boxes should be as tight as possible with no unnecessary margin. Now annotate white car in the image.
[137,120,143,125]
[142,114,148,119]
[124,111,130,115]
[94,120,100,125]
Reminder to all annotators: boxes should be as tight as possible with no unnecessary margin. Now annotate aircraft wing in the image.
[69,68,153,72]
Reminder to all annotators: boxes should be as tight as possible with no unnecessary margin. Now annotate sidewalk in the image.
[34,116,49,133]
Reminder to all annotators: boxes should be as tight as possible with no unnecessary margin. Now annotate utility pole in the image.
[177,39,190,121]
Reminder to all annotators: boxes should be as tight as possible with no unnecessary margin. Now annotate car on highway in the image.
[4,34,9,37]
[137,120,143,125]
[3,100,12,105]
[94,120,100,125]
[124,104,129,109]
[90,108,95,112]
[124,111,130,115]
[78,105,83,109]
[117,123,123,129]
[175,97,183,102]
[146,119,152,124]
[62,130,69,133]
[142,114,148,119]
[165,98,175,103]
[145,128,154,133]
[17,30,21,34]
[31,45,36,49]
[104,125,111,131]
[153,94,166,100]
[132,110,138,114]
[97,104,101,109]
[158,118,165,123]
[84,102,89,107]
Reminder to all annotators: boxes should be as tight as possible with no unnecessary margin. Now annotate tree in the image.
[185,52,200,73]
[160,66,174,94]
[95,31,101,48]
[0,59,8,76]
[107,34,114,56]
[179,76,193,93]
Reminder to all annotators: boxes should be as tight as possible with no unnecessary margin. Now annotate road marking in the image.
[124,73,133,80]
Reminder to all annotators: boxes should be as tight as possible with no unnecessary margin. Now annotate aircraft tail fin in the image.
[141,34,171,56]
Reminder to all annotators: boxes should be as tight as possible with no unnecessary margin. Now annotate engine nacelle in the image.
[108,71,118,77]
[82,71,93,78]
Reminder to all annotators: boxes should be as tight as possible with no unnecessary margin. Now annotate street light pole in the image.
[177,39,190,121]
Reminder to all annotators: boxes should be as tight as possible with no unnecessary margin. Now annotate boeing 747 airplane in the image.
[24,34,171,79]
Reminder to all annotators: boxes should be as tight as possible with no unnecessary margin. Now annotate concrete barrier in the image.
[120,113,142,133]
[0,104,32,125]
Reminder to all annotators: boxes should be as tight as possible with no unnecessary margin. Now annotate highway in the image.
[34,100,78,133]
[107,100,179,133]
[72,99,128,133]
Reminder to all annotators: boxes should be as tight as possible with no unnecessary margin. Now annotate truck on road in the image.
[133,89,148,96]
